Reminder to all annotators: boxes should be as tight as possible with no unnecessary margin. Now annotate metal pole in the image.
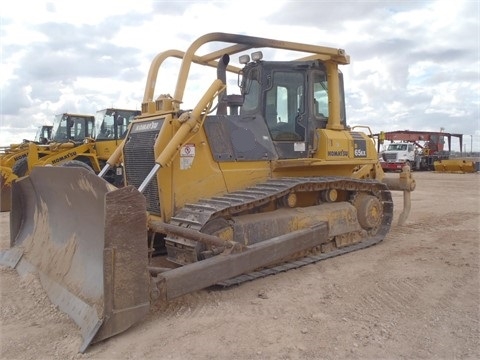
[470,135,473,155]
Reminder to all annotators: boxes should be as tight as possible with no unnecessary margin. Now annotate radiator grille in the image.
[384,153,398,161]
[123,119,164,214]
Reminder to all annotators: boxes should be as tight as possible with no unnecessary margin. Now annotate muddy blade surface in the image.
[0,177,11,212]
[9,167,150,352]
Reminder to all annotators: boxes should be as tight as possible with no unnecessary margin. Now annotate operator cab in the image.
[205,52,347,161]
[238,53,346,158]
[94,109,141,141]
[51,114,95,143]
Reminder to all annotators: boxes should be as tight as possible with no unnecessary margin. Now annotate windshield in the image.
[387,143,408,151]
[51,114,93,142]
[313,71,329,118]
[94,109,139,140]
[95,110,115,140]
[34,126,51,143]
[265,71,305,141]
[241,66,261,112]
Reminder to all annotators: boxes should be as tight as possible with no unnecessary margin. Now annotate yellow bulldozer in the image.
[0,109,139,211]
[1,33,416,352]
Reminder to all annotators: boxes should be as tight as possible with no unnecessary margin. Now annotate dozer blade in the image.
[434,159,478,173]
[6,166,151,352]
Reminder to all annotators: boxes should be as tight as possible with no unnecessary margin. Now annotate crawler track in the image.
[165,176,393,286]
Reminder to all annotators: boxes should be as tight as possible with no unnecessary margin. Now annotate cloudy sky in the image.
[1,0,479,151]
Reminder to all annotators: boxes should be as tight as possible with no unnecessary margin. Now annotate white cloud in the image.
[1,0,479,149]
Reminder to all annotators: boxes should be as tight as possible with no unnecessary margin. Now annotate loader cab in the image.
[51,113,95,143]
[239,58,347,158]
[33,125,52,144]
[94,108,140,141]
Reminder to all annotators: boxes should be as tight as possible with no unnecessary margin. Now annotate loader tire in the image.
[61,160,94,172]
[12,158,28,177]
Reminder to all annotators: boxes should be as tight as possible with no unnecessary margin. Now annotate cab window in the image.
[265,71,305,141]
[313,71,328,118]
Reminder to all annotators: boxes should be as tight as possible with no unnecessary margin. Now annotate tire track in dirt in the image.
[148,291,221,320]
[149,279,287,323]
[0,268,69,324]
[354,277,428,316]
[408,211,478,230]
[0,269,80,360]
[403,249,479,358]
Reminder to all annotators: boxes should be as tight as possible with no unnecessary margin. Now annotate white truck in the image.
[380,141,451,171]
[380,142,416,171]
[376,130,474,172]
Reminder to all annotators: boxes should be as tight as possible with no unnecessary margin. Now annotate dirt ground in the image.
[0,171,479,360]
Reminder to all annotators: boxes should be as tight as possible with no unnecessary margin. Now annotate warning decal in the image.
[180,143,195,169]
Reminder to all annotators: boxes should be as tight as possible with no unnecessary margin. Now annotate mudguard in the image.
[5,166,151,352]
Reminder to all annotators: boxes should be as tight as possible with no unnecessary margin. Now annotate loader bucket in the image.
[7,166,151,352]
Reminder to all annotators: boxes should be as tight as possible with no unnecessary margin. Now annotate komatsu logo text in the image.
[328,150,349,157]
[52,151,77,164]
[131,119,163,133]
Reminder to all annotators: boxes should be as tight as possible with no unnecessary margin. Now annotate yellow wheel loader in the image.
[0,113,95,211]
[0,109,139,211]
[1,33,416,352]
[1,144,33,211]
[0,124,52,170]
[14,109,139,182]
[0,124,52,156]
